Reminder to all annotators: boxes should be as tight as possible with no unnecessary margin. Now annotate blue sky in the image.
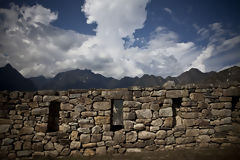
[0,0,240,78]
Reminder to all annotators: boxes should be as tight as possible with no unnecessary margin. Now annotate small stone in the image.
[19,127,34,135]
[17,151,32,157]
[190,93,204,101]
[70,141,81,149]
[126,148,142,152]
[126,131,137,142]
[60,103,73,111]
[151,118,163,126]
[156,130,167,139]
[134,123,145,130]
[45,150,59,157]
[138,131,155,140]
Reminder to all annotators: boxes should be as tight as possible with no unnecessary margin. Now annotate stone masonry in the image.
[0,84,240,159]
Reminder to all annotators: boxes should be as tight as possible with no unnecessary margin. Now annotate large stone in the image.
[166,90,188,98]
[35,123,48,132]
[126,131,137,142]
[176,137,195,144]
[211,109,231,117]
[163,81,175,89]
[19,127,34,135]
[96,146,106,155]
[80,134,91,144]
[196,135,210,143]
[156,130,167,139]
[135,109,152,119]
[70,141,81,149]
[162,117,173,128]
[1,138,14,145]
[16,104,29,110]
[93,102,111,111]
[152,90,166,97]
[210,103,225,109]
[123,101,141,109]
[32,108,49,115]
[17,151,32,157]
[83,149,95,156]
[190,93,204,101]
[180,112,199,119]
[138,131,155,140]
[59,124,71,133]
[0,124,10,133]
[33,95,42,102]
[82,143,96,148]
[60,103,73,111]
[44,142,54,150]
[151,118,163,126]
[45,150,59,157]
[223,87,240,96]
[54,143,64,152]
[113,131,125,143]
[32,142,43,151]
[214,125,232,132]
[43,96,59,102]
[159,107,173,117]
[91,134,102,142]
[166,136,175,145]
[94,116,110,125]
[123,112,136,120]
[126,148,142,152]
[186,129,199,137]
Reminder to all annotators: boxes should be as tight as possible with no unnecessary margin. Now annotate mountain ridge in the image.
[1,63,240,91]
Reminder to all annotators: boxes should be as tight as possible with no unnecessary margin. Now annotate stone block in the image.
[0,124,10,133]
[186,129,199,137]
[32,108,49,115]
[159,107,173,117]
[19,127,34,135]
[60,103,73,111]
[94,116,110,125]
[80,134,91,144]
[138,131,155,140]
[96,146,106,155]
[83,149,95,156]
[190,93,204,101]
[70,141,81,149]
[156,130,166,139]
[134,123,145,130]
[152,90,166,97]
[93,102,111,111]
[223,87,240,96]
[151,118,163,126]
[135,109,152,119]
[166,90,188,98]
[126,131,137,142]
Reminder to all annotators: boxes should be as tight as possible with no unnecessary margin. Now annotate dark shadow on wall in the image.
[47,101,60,132]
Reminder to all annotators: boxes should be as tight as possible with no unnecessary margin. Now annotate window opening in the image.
[47,101,60,132]
[111,99,123,131]
[172,98,182,127]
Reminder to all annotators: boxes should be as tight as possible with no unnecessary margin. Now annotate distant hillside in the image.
[0,64,36,91]
[0,63,239,91]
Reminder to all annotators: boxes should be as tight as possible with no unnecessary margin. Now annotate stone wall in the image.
[0,85,240,159]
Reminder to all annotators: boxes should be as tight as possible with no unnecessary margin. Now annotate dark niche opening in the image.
[111,99,123,131]
[172,98,182,127]
[232,96,240,111]
[47,101,60,132]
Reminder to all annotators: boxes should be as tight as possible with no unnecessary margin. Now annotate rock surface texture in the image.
[0,85,240,159]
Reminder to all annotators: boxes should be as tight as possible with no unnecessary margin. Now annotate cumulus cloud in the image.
[0,1,239,79]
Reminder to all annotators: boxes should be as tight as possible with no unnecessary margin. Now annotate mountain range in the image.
[0,63,240,91]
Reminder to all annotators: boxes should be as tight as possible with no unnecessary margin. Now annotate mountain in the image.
[0,64,239,91]
[0,64,36,91]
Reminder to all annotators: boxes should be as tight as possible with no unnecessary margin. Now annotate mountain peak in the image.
[4,63,13,69]
[188,68,202,73]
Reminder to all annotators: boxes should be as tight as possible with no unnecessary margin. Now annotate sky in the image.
[0,0,240,79]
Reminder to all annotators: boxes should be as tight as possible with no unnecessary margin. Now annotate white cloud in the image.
[164,8,172,15]
[189,22,240,72]
[0,2,239,80]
